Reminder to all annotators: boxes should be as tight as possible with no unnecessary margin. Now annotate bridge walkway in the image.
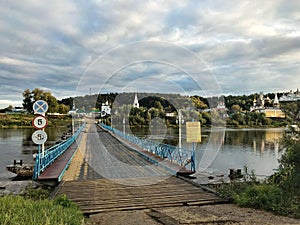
[36,130,83,185]
[56,121,226,215]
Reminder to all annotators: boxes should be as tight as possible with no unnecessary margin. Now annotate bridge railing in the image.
[33,123,86,180]
[99,123,195,172]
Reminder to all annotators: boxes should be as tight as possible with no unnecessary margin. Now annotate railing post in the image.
[191,143,196,172]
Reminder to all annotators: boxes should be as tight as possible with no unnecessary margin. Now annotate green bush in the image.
[218,141,300,218]
[234,185,284,210]
[234,184,299,217]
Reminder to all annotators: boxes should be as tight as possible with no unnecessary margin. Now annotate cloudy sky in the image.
[0,0,299,108]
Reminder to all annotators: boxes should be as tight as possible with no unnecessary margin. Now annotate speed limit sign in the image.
[32,130,48,145]
[32,115,48,129]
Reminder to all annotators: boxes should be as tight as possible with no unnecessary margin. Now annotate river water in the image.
[130,126,284,178]
[0,127,69,180]
[0,126,285,180]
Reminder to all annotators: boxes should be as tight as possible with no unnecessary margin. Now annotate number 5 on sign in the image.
[32,115,48,129]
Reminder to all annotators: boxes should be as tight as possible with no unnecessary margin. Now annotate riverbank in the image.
[0,113,72,128]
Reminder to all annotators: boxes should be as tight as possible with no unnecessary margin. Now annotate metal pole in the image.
[38,144,41,177]
[123,117,125,134]
[42,112,45,157]
[178,110,182,150]
[72,116,75,135]
[192,142,195,172]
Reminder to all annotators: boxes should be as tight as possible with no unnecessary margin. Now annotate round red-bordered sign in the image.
[32,115,48,129]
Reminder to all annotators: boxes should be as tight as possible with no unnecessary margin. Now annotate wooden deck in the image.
[56,176,226,215]
[54,122,226,216]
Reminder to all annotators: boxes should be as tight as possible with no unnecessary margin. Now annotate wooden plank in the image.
[57,176,225,215]
[55,124,226,215]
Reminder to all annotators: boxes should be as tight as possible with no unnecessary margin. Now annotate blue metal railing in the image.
[99,123,195,172]
[32,123,86,180]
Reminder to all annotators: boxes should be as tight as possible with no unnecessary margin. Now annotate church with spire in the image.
[250,92,285,118]
[133,93,139,108]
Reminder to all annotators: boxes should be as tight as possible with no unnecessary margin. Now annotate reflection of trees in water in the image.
[224,129,284,153]
[21,128,35,155]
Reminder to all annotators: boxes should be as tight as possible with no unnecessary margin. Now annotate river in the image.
[0,127,70,181]
[0,126,285,180]
[130,126,285,177]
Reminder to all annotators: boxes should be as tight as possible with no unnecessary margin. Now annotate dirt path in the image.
[88,204,300,225]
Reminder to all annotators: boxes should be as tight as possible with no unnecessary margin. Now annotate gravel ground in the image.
[88,204,300,225]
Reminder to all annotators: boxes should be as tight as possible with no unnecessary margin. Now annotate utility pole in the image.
[176,110,184,151]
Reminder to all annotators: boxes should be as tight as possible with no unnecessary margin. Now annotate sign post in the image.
[186,121,201,172]
[32,100,48,158]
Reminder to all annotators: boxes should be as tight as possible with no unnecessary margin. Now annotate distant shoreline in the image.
[0,114,72,128]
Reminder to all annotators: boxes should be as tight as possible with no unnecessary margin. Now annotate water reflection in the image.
[203,128,284,176]
[129,126,285,176]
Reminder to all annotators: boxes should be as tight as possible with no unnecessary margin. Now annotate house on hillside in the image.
[279,89,300,102]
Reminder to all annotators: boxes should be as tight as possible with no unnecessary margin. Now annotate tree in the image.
[154,101,163,110]
[32,88,44,101]
[58,104,70,114]
[231,104,241,112]
[22,89,33,113]
[191,96,208,109]
[271,138,300,196]
[22,88,61,113]
[43,92,58,113]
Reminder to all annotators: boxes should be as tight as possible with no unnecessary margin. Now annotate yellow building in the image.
[251,93,285,118]
[265,109,285,118]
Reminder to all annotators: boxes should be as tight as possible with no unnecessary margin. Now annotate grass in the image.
[0,187,87,225]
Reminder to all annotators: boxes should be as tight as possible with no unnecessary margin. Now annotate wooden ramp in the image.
[56,176,226,215]
[37,138,81,186]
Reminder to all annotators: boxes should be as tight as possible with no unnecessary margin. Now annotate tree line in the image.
[22,88,70,114]
[19,89,300,127]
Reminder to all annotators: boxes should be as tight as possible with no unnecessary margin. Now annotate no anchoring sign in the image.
[33,100,48,114]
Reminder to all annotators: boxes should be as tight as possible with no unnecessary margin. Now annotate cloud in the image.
[0,0,299,108]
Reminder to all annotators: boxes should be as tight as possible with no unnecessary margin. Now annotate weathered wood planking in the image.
[57,176,226,215]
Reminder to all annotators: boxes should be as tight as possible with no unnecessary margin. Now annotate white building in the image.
[133,93,139,108]
[279,89,300,102]
[101,101,111,117]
